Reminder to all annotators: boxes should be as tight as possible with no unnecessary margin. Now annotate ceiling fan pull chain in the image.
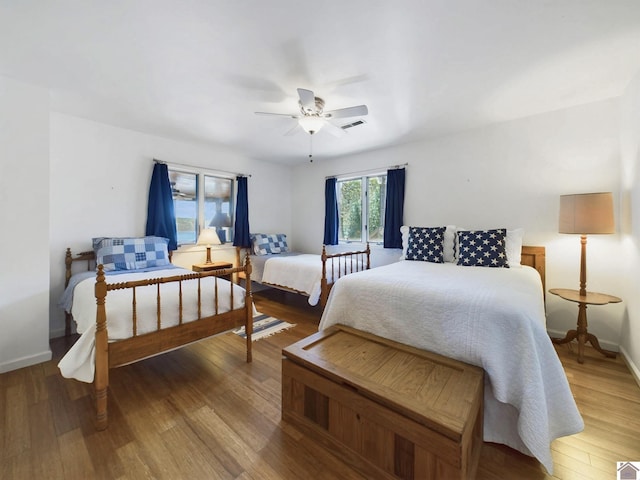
[309,133,313,163]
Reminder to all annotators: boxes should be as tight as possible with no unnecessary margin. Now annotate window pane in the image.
[367,175,386,243]
[338,178,362,242]
[204,175,234,243]
[170,171,198,245]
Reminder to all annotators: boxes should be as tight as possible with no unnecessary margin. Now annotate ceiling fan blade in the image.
[255,111,300,118]
[283,123,301,136]
[323,105,368,119]
[297,88,316,112]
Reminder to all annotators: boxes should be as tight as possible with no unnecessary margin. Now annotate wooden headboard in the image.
[521,246,546,295]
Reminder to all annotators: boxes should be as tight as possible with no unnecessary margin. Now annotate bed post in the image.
[235,247,242,284]
[321,245,329,307]
[365,242,371,270]
[64,248,73,337]
[94,265,109,430]
[243,251,253,363]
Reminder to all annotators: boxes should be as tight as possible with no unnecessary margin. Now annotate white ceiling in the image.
[2,1,640,165]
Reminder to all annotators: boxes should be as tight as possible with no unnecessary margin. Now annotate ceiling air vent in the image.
[341,119,366,130]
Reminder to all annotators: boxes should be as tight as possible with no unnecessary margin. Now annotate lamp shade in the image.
[299,115,325,134]
[197,228,221,246]
[559,192,614,234]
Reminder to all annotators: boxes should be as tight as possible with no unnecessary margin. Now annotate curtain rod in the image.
[154,158,251,178]
[325,162,408,180]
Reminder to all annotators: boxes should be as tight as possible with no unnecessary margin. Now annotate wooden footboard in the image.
[64,248,253,430]
[235,244,371,307]
[320,243,371,307]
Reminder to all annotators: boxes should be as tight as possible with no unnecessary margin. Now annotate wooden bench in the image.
[282,325,484,480]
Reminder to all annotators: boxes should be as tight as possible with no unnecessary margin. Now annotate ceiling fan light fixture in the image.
[298,115,325,134]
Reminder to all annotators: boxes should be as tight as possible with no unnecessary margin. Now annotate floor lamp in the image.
[551,192,620,363]
[558,192,615,295]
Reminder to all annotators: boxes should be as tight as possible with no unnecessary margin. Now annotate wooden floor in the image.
[2,288,640,479]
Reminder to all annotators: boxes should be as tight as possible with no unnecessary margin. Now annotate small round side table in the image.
[549,288,621,364]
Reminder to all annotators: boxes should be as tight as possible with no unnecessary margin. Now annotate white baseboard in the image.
[546,328,619,352]
[0,350,52,374]
[620,345,640,389]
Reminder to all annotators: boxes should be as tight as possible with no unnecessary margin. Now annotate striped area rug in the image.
[233,313,295,341]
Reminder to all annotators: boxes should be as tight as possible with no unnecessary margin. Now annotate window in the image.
[337,174,387,243]
[169,168,235,246]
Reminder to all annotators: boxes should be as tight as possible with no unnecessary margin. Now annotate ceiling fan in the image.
[255,88,368,136]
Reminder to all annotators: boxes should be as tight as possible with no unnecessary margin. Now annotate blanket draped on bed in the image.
[318,261,583,475]
[59,268,246,383]
[261,254,327,305]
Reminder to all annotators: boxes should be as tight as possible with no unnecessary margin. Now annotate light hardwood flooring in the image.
[2,288,640,479]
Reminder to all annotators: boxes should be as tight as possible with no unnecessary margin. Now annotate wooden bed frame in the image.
[235,244,371,307]
[520,245,546,295]
[64,248,254,430]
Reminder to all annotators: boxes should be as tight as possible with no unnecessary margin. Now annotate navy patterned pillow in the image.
[405,226,446,263]
[456,229,508,267]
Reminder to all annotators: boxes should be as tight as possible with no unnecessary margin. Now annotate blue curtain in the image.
[383,167,405,248]
[323,177,339,245]
[233,176,251,247]
[145,162,178,251]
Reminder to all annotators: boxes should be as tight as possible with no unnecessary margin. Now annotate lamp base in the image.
[205,246,212,264]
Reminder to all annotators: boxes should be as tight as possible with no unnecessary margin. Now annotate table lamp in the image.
[197,228,221,264]
[559,192,614,296]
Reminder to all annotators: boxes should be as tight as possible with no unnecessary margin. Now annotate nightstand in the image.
[549,288,621,364]
[192,261,233,280]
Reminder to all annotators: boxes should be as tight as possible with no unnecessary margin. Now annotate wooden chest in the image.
[282,325,484,480]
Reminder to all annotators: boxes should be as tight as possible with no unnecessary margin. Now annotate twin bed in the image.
[235,233,370,306]
[59,236,254,430]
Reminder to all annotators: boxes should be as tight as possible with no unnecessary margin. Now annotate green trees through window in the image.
[337,174,386,243]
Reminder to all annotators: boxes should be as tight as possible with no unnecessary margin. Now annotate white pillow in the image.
[453,227,524,267]
[443,225,456,263]
[400,225,456,262]
[400,225,410,261]
[505,228,524,267]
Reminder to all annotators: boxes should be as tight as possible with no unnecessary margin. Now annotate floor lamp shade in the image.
[559,192,614,235]
[559,192,614,297]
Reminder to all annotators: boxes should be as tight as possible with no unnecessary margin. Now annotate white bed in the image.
[318,256,583,475]
[237,238,370,306]
[58,239,254,430]
[59,266,247,383]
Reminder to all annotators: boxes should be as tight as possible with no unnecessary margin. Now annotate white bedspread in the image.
[261,254,326,305]
[59,268,246,383]
[319,261,583,474]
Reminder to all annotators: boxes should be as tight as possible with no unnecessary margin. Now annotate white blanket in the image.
[261,254,326,305]
[261,253,365,306]
[59,268,246,383]
[319,261,583,475]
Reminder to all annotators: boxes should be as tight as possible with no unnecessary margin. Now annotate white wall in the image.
[619,70,640,381]
[0,76,52,372]
[292,98,626,350]
[49,113,291,337]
